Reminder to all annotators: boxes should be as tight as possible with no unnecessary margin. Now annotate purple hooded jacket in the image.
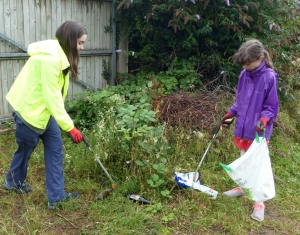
[229,61,279,141]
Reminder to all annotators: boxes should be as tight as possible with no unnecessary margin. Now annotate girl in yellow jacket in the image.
[4,20,87,209]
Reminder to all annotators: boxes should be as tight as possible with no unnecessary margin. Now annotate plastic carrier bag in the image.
[220,134,275,202]
[174,172,218,199]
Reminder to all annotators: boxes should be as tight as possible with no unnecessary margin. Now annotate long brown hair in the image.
[56,20,87,80]
[232,39,274,69]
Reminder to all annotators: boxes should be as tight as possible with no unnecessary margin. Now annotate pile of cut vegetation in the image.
[158,90,234,131]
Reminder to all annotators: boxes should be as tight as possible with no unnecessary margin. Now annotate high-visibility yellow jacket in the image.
[6,40,74,132]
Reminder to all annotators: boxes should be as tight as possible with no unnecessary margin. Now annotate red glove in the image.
[256,118,268,132]
[221,112,234,128]
[68,127,83,143]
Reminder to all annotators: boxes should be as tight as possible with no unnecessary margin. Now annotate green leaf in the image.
[135,160,144,166]
[161,189,170,196]
[139,96,148,103]
[147,179,154,185]
[151,174,160,181]
[153,164,159,170]
[145,207,153,212]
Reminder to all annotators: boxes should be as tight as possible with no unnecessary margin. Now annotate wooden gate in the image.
[0,0,127,122]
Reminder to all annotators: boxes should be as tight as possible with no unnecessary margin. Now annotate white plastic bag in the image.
[220,136,275,202]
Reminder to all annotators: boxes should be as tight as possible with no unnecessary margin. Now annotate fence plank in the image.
[40,0,46,40]
[89,1,93,49]
[0,62,5,115]
[10,0,17,51]
[94,56,100,89]
[51,0,56,36]
[23,0,30,47]
[35,0,41,42]
[16,0,25,49]
[0,0,119,121]
[46,0,52,39]
[4,0,11,52]
[29,0,36,43]
[0,0,5,53]
[1,61,9,114]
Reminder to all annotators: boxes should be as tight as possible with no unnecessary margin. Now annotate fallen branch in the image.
[55,213,78,229]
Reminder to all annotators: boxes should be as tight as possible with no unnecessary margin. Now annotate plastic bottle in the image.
[127,194,154,204]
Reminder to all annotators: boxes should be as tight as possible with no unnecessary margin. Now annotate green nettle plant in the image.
[66,72,182,130]
[107,74,151,102]
[66,78,173,197]
[153,57,202,93]
[65,89,125,129]
[135,125,172,198]
[115,95,157,137]
[94,106,170,198]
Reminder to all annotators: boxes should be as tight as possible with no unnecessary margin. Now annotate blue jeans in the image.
[5,113,67,203]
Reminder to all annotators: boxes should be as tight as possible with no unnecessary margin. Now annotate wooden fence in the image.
[0,0,128,122]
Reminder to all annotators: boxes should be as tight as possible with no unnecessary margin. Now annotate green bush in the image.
[115,0,300,96]
[65,89,125,129]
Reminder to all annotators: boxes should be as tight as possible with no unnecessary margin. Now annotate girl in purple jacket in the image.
[221,39,279,222]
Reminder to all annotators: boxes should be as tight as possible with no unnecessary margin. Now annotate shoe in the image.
[223,187,244,198]
[48,192,80,210]
[251,202,265,222]
[3,180,33,194]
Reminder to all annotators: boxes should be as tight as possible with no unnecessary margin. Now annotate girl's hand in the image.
[221,112,234,128]
[256,118,268,132]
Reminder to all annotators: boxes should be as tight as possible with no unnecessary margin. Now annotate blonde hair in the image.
[232,39,274,69]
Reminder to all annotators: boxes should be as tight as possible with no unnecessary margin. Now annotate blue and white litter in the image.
[174,171,218,199]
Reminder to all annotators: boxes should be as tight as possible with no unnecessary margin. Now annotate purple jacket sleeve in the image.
[261,73,279,124]
[229,101,237,117]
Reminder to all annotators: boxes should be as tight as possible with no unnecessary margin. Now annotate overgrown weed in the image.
[1,91,300,234]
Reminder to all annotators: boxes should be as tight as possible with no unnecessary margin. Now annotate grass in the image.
[1,92,300,234]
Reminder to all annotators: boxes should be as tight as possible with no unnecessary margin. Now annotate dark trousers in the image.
[6,114,66,203]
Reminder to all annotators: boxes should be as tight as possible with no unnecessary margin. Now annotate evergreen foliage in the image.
[115,0,300,96]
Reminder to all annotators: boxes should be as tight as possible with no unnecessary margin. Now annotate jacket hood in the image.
[27,40,70,70]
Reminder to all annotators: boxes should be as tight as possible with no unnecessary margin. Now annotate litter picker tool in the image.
[67,132,116,200]
[174,120,224,199]
[192,120,223,182]
[81,136,116,190]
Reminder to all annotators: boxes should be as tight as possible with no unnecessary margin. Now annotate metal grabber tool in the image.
[81,136,116,200]
[174,120,227,199]
[192,120,224,182]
